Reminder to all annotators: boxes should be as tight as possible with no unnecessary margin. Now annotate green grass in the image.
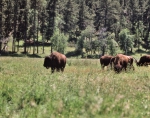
[0,57,150,118]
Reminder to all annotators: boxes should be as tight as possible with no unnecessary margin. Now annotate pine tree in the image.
[19,0,30,53]
[38,0,47,54]
[32,0,37,54]
[94,0,121,31]
[77,0,94,31]
[12,0,18,52]
[144,0,150,42]
[129,0,149,50]
[3,0,13,37]
[45,0,57,42]
[63,0,78,34]
[78,1,86,30]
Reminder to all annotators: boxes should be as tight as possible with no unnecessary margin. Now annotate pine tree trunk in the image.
[102,46,105,56]
[37,16,39,54]
[33,0,36,54]
[24,7,27,53]
[13,0,18,52]
[137,18,140,51]
[0,0,2,53]
[42,11,45,54]
[17,41,19,52]
[51,43,53,53]
[42,33,44,54]
[145,22,150,42]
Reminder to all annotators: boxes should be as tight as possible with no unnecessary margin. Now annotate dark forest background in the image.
[0,0,150,57]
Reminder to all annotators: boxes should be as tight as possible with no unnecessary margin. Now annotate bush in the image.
[51,29,68,54]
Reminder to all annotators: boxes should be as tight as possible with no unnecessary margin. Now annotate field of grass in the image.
[0,57,150,118]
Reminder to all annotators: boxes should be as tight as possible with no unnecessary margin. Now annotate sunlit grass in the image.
[0,57,150,118]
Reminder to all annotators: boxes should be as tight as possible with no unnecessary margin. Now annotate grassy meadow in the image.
[0,56,150,118]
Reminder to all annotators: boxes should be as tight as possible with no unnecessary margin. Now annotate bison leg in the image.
[130,65,134,70]
[130,63,135,70]
[56,68,60,72]
[61,67,64,72]
[51,68,55,73]
[144,63,148,66]
[101,64,105,69]
[123,66,127,71]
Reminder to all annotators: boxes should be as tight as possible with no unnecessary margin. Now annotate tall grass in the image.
[0,57,150,118]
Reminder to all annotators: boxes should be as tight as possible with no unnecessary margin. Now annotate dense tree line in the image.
[0,0,150,56]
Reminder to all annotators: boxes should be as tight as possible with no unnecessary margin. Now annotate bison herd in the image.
[100,54,150,73]
[43,52,150,73]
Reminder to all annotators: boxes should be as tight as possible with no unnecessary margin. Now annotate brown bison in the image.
[100,55,113,69]
[43,52,66,73]
[134,55,150,66]
[113,54,134,73]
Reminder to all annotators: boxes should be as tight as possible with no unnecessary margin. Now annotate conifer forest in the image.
[0,0,150,56]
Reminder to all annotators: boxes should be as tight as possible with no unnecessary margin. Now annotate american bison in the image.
[43,52,66,73]
[134,55,150,66]
[100,55,114,69]
[113,54,134,73]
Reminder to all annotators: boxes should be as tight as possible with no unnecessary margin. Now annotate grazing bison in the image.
[43,52,66,73]
[100,55,113,69]
[113,54,134,73]
[134,55,150,66]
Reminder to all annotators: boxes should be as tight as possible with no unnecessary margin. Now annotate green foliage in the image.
[94,0,121,29]
[76,25,95,55]
[51,29,68,54]
[45,0,57,41]
[98,27,108,55]
[81,25,95,38]
[76,35,84,54]
[119,28,134,54]
[78,0,95,31]
[134,21,145,50]
[107,33,118,55]
[84,41,91,54]
[63,0,78,34]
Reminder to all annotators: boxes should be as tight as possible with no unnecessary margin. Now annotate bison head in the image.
[43,56,52,69]
[114,64,122,73]
[136,62,140,66]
